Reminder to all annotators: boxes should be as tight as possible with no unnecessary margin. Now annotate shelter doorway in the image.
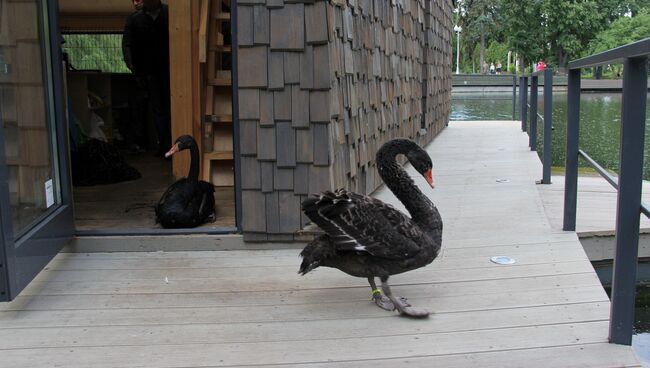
[58,0,237,234]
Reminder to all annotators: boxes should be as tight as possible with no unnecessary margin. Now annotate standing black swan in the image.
[299,138,442,318]
[155,135,216,228]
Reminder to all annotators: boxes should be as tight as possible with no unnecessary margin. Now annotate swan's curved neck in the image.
[187,142,200,181]
[376,140,441,233]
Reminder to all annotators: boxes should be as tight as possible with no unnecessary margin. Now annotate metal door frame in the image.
[0,0,74,302]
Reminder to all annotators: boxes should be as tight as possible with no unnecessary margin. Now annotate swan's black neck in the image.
[187,141,200,181]
[376,139,441,234]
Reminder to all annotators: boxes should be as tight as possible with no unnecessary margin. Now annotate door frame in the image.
[0,0,74,302]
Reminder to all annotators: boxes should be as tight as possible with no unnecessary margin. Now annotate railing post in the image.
[542,68,553,184]
[609,56,648,346]
[512,75,517,120]
[529,75,538,150]
[520,76,528,131]
[563,69,580,231]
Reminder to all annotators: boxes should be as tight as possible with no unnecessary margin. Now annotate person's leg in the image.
[147,75,171,155]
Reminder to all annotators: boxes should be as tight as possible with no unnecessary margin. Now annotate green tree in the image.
[501,0,544,73]
[485,41,509,64]
[542,0,603,73]
[588,9,650,54]
[458,0,502,73]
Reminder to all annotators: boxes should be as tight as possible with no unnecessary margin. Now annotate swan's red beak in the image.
[165,143,180,158]
[424,169,435,188]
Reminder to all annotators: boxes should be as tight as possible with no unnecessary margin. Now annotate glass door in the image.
[0,0,74,301]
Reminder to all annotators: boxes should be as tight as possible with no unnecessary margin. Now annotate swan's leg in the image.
[380,276,429,318]
[368,277,394,311]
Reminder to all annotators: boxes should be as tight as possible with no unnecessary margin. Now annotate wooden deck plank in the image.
[1,273,602,311]
[18,260,599,296]
[0,322,618,367]
[0,303,610,349]
[0,121,640,367]
[0,286,609,329]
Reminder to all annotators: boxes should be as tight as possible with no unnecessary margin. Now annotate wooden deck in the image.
[0,121,641,367]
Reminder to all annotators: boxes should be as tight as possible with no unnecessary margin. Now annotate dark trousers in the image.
[146,74,171,153]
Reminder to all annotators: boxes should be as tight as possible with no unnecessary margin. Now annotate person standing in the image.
[122,0,171,157]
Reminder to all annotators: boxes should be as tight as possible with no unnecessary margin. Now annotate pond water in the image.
[451,92,650,180]
[452,91,650,365]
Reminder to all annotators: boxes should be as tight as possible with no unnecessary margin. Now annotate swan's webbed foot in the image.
[372,293,395,311]
[380,277,430,319]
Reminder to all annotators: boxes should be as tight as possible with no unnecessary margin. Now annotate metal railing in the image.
[562,37,650,345]
[518,68,553,184]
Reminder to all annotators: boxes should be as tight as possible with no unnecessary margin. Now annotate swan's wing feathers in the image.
[302,190,422,259]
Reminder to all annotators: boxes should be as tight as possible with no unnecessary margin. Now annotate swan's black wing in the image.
[302,189,425,260]
[156,179,215,228]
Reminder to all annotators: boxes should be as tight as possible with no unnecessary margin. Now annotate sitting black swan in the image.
[155,135,216,228]
[299,138,442,318]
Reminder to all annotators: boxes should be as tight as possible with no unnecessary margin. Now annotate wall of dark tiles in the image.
[237,0,452,241]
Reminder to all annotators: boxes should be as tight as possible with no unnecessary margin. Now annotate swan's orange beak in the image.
[424,169,435,188]
[165,143,180,158]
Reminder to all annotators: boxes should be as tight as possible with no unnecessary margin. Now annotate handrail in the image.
[562,37,649,346]
[519,68,553,184]
[578,149,650,216]
[569,37,650,69]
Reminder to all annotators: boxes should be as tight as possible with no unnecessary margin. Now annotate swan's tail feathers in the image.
[298,234,336,275]
[301,190,354,232]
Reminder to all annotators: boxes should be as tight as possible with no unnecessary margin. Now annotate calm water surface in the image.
[452,92,650,366]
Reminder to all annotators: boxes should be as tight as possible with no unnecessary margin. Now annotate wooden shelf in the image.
[210,45,231,52]
[208,78,232,86]
[204,151,233,160]
[215,13,230,21]
[204,114,233,123]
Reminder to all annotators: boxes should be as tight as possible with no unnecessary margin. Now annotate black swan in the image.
[155,135,216,228]
[299,138,442,318]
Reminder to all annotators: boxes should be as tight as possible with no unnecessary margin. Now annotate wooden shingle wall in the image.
[237,0,452,241]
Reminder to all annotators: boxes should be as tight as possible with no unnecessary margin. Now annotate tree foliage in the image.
[457,0,650,74]
[588,9,650,54]
[62,34,129,74]
[500,0,544,71]
[542,0,603,70]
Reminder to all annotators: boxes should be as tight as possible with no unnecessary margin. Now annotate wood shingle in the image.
[270,4,305,51]
[268,51,284,90]
[239,120,258,156]
[237,6,254,46]
[274,165,294,190]
[300,45,314,89]
[259,90,275,127]
[276,122,297,168]
[240,157,261,189]
[261,162,274,193]
[283,52,301,84]
[312,123,330,166]
[242,190,266,232]
[279,191,301,233]
[257,126,276,161]
[273,88,292,121]
[238,89,260,120]
[291,85,310,129]
[309,91,330,122]
[305,1,329,44]
[312,45,331,90]
[238,46,268,88]
[265,192,280,233]
[295,127,314,163]
[253,5,270,45]
[293,164,310,195]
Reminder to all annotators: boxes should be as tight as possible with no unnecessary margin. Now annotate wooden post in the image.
[169,0,202,179]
